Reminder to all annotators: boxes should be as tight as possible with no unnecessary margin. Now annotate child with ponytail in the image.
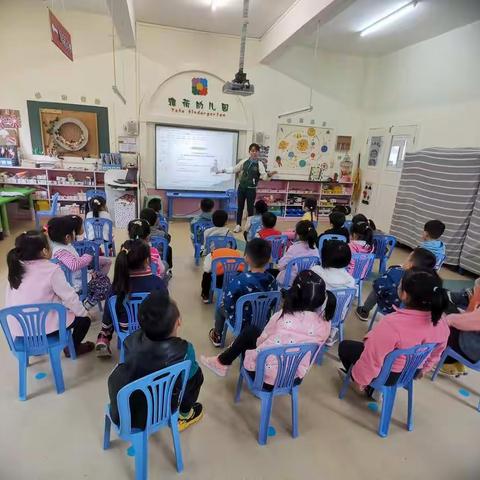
[128,218,165,278]
[6,230,93,355]
[302,197,318,224]
[201,270,335,380]
[85,196,112,242]
[338,268,450,394]
[347,220,374,275]
[276,220,320,286]
[95,239,168,357]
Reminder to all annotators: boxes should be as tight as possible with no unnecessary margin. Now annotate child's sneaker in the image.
[356,307,369,321]
[201,295,210,304]
[325,327,339,347]
[455,362,468,375]
[233,225,242,233]
[200,355,229,377]
[439,363,461,377]
[178,403,204,432]
[83,298,97,311]
[208,328,222,347]
[95,336,112,358]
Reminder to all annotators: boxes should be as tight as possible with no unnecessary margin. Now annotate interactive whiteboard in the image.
[155,125,238,191]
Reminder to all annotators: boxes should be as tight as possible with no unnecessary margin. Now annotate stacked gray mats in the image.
[390,147,480,267]
[460,192,480,275]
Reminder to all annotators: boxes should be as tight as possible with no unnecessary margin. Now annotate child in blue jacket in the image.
[356,247,436,321]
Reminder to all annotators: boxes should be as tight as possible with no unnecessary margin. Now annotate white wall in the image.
[362,20,480,149]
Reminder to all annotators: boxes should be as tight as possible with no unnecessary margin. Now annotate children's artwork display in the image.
[368,136,383,167]
[274,124,334,181]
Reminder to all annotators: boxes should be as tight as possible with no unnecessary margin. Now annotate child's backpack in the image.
[87,272,111,303]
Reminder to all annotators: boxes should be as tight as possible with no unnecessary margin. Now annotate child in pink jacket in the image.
[200,270,335,382]
[5,230,93,356]
[338,268,450,394]
[348,220,374,275]
[276,220,320,286]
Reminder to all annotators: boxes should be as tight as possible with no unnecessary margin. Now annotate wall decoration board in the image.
[27,101,110,156]
[274,124,335,181]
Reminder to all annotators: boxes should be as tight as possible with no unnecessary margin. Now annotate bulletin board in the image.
[274,124,334,180]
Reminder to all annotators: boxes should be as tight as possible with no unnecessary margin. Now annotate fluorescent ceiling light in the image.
[278,106,313,119]
[360,1,418,37]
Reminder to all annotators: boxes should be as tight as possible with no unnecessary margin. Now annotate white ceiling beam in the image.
[259,0,355,63]
[106,0,136,48]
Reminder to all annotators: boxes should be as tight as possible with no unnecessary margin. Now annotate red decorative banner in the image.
[49,9,73,61]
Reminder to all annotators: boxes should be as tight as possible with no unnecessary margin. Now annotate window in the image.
[386,135,408,169]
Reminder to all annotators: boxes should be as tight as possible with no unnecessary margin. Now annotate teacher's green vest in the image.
[239,159,261,189]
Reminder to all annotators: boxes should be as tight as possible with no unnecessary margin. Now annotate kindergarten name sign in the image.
[49,9,73,61]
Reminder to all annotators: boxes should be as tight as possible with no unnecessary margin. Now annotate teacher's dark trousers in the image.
[236,186,256,225]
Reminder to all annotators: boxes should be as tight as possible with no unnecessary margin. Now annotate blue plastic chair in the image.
[84,217,116,257]
[35,192,60,229]
[86,189,106,201]
[220,291,282,348]
[103,361,191,476]
[51,258,89,302]
[157,212,167,223]
[318,234,347,257]
[351,252,375,305]
[210,257,247,306]
[435,253,446,271]
[108,292,150,363]
[234,343,320,445]
[192,221,213,266]
[316,288,357,364]
[225,188,238,219]
[339,342,437,437]
[343,220,353,232]
[265,235,289,265]
[248,217,262,241]
[373,234,397,274]
[73,240,101,272]
[279,255,320,288]
[431,347,480,411]
[158,219,169,233]
[204,235,238,255]
[150,235,169,262]
[0,303,76,400]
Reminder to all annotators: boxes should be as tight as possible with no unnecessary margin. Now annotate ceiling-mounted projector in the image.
[223,0,254,96]
[223,69,254,96]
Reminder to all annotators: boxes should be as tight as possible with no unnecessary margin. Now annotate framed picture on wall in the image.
[368,136,383,167]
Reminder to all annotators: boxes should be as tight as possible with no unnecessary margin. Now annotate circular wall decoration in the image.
[52,117,88,151]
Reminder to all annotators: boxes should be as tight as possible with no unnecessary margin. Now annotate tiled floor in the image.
[0,218,478,480]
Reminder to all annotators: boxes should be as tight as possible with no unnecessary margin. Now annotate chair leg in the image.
[378,387,397,438]
[35,214,40,230]
[18,353,28,401]
[170,416,184,473]
[103,414,112,450]
[119,343,125,364]
[431,349,449,381]
[68,332,77,360]
[133,434,148,480]
[234,372,244,403]
[406,382,414,431]
[338,369,352,399]
[49,347,65,394]
[291,387,299,438]
[367,308,378,332]
[258,395,273,445]
[220,323,228,348]
[316,344,326,365]
[339,322,344,343]
[357,280,363,306]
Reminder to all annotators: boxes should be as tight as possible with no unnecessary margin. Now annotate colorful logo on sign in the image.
[192,78,208,96]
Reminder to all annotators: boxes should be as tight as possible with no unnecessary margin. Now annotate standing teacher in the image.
[218,143,277,233]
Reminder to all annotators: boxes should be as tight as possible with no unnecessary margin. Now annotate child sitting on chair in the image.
[6,230,93,356]
[85,196,112,242]
[140,208,173,271]
[208,238,277,346]
[356,247,436,322]
[257,212,281,239]
[190,198,214,235]
[420,219,446,266]
[319,211,350,243]
[203,210,231,249]
[301,197,318,224]
[338,268,450,397]
[201,271,335,379]
[96,239,167,358]
[108,290,204,431]
[347,221,374,275]
[244,199,268,241]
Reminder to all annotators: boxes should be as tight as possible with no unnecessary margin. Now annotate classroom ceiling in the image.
[133,0,297,38]
[297,0,480,56]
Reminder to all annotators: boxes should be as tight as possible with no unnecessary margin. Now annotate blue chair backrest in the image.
[116,361,191,437]
[50,258,73,285]
[252,343,319,393]
[158,219,169,233]
[226,189,237,210]
[150,235,169,262]
[73,240,100,270]
[249,217,262,240]
[86,189,106,201]
[192,221,213,246]
[370,343,437,389]
[108,292,150,335]
[373,234,396,260]
[205,235,237,255]
[0,303,68,356]
[351,253,375,282]
[211,257,247,290]
[84,217,114,242]
[330,288,357,329]
[343,220,352,232]
[265,235,289,264]
[157,212,167,223]
[435,253,446,271]
[318,234,347,255]
[282,256,320,287]
[234,291,282,332]
[50,192,60,214]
